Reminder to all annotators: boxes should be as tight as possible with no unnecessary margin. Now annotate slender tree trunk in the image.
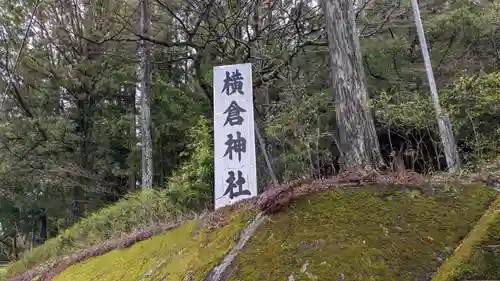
[321,0,385,170]
[39,212,47,245]
[137,0,153,189]
[127,86,136,191]
[72,98,90,221]
[71,3,96,220]
[255,121,279,185]
[71,171,84,221]
[410,0,460,173]
[12,232,17,260]
[30,222,35,251]
[253,0,279,186]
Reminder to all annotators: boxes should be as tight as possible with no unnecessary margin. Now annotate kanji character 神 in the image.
[223,131,247,162]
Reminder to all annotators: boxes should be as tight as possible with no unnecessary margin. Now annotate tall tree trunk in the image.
[39,212,47,245]
[12,231,17,260]
[71,3,94,221]
[127,86,137,191]
[72,97,90,221]
[138,0,153,189]
[322,0,385,170]
[255,121,279,185]
[410,0,460,173]
[253,0,279,186]
[30,222,35,251]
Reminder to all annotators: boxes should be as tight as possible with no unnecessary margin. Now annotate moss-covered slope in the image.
[432,194,500,281]
[4,189,181,280]
[44,185,497,281]
[51,207,257,281]
[228,185,496,281]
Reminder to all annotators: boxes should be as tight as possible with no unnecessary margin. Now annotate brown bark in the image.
[253,0,279,186]
[12,232,17,260]
[127,86,136,191]
[321,0,385,170]
[138,0,153,189]
[39,212,47,245]
[71,95,91,221]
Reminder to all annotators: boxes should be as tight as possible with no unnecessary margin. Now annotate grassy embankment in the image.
[1,189,186,280]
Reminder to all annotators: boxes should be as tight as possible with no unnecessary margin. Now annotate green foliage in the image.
[151,77,211,180]
[4,189,184,279]
[441,72,500,163]
[370,71,500,170]
[264,91,336,180]
[165,116,214,211]
[229,185,496,281]
[373,90,434,130]
[3,115,214,278]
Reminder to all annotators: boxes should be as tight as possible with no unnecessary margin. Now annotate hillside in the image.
[0,0,499,280]
[4,182,499,281]
[1,0,499,278]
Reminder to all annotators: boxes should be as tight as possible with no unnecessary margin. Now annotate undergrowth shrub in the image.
[165,116,214,211]
[263,71,500,177]
[372,89,441,172]
[264,91,336,181]
[441,72,500,165]
[372,71,500,171]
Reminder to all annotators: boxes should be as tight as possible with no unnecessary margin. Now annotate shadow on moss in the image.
[432,194,500,281]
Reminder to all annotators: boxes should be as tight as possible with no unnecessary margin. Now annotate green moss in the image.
[0,267,6,279]
[228,185,496,281]
[52,206,256,281]
[432,194,500,281]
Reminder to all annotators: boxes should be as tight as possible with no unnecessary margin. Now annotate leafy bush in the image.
[371,72,500,170]
[372,90,434,131]
[264,91,336,180]
[441,72,500,164]
[165,116,214,211]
